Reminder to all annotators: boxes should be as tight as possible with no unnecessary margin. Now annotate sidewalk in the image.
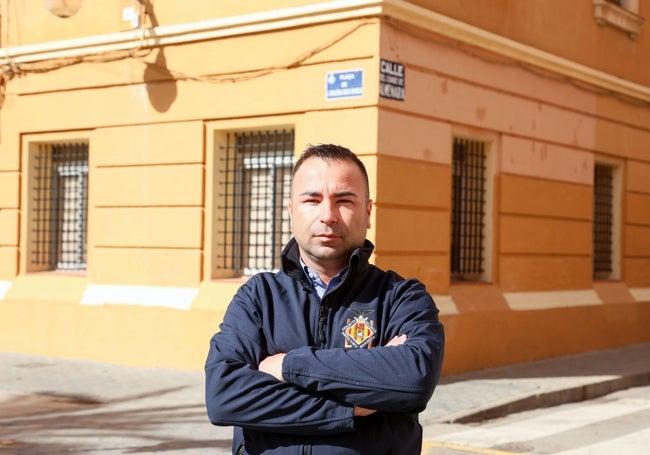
[1,342,649,454]
[422,341,650,425]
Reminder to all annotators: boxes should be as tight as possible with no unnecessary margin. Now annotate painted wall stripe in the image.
[630,287,650,303]
[434,295,459,315]
[0,281,12,300]
[504,289,602,311]
[80,284,198,310]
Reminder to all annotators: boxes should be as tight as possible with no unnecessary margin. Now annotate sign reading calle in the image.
[379,59,405,101]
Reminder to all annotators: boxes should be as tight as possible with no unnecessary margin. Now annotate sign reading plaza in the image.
[325,69,364,100]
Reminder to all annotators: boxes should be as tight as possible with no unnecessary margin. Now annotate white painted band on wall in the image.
[629,287,650,303]
[433,295,459,315]
[80,284,198,310]
[0,281,12,300]
[504,289,603,311]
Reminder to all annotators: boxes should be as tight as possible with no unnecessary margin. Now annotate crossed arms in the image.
[205,277,444,435]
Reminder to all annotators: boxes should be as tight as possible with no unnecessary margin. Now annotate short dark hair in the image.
[292,144,370,199]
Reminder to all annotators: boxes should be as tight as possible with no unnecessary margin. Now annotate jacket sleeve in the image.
[204,279,355,435]
[282,278,445,413]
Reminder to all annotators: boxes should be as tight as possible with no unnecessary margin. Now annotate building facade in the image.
[0,0,649,375]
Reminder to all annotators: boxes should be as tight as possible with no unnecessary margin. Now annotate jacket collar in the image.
[280,237,374,287]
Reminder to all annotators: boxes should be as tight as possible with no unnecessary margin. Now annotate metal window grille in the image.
[32,143,89,271]
[450,138,486,280]
[216,129,294,274]
[593,163,614,278]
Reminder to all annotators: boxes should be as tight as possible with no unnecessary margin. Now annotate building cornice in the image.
[382,0,649,103]
[1,0,648,103]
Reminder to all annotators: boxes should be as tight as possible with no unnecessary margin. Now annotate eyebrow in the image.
[298,191,359,198]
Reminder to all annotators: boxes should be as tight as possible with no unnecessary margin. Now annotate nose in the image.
[319,199,337,225]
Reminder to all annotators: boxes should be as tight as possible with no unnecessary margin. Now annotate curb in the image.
[439,371,650,424]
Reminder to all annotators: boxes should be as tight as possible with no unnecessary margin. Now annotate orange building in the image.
[0,0,648,375]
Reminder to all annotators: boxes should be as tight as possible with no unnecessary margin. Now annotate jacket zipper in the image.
[317,303,327,349]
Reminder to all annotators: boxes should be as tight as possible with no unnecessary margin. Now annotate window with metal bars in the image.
[593,163,614,279]
[215,129,294,275]
[450,138,487,281]
[31,143,89,271]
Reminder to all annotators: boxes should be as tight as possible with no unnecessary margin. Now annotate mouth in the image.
[315,233,340,241]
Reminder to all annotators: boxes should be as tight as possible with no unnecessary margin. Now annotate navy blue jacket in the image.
[205,238,445,454]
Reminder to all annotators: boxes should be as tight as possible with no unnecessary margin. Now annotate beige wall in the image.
[0,1,649,374]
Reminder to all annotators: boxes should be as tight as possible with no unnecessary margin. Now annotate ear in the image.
[366,199,373,228]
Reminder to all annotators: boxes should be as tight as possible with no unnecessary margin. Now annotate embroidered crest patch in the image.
[342,312,376,348]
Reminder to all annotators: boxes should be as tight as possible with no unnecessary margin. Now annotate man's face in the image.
[289,157,372,273]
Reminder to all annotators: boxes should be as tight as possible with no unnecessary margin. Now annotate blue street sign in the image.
[325,69,364,100]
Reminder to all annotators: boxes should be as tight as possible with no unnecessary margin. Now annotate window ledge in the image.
[593,0,645,38]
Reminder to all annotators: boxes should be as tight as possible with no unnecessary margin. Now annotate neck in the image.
[300,257,346,285]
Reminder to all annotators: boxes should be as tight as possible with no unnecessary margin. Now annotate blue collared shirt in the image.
[300,258,346,300]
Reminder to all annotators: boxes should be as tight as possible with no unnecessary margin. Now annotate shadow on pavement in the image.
[0,387,229,453]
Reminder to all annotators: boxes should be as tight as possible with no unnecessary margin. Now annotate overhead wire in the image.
[0,14,373,107]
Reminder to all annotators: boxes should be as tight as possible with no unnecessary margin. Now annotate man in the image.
[205,144,444,454]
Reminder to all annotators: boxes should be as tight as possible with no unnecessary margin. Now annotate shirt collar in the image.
[300,258,347,299]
